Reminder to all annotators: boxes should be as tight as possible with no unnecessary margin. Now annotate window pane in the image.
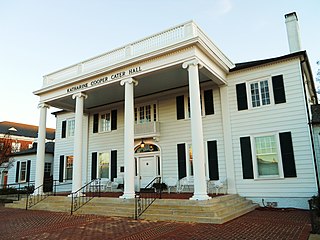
[140,106,145,123]
[99,152,110,179]
[260,80,270,105]
[66,156,73,180]
[100,113,111,132]
[134,108,138,124]
[251,83,260,107]
[188,144,193,176]
[255,136,279,176]
[67,119,75,137]
[20,162,26,181]
[153,104,157,122]
[146,105,151,122]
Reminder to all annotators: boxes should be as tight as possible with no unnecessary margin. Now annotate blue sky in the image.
[0,0,319,128]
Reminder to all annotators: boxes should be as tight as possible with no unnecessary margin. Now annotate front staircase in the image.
[5,194,258,224]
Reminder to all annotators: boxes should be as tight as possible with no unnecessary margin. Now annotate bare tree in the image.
[0,133,13,166]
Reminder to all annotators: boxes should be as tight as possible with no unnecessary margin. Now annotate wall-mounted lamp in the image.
[140,139,145,148]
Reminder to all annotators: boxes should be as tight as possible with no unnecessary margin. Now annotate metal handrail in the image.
[0,182,34,202]
[70,179,101,215]
[25,179,72,210]
[26,184,48,210]
[135,176,162,219]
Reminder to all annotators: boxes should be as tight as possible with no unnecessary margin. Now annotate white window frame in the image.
[65,156,73,181]
[251,133,284,180]
[97,151,111,180]
[134,103,158,124]
[11,142,21,153]
[66,118,75,137]
[185,90,209,119]
[100,111,112,132]
[19,161,27,182]
[247,77,274,109]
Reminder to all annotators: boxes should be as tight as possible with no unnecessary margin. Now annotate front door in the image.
[139,156,156,188]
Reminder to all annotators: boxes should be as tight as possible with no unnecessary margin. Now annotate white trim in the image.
[251,132,284,180]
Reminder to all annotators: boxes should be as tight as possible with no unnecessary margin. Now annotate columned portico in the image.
[34,103,50,195]
[182,59,211,201]
[120,78,138,199]
[71,92,87,194]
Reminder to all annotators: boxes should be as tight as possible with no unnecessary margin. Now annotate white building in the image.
[33,12,318,209]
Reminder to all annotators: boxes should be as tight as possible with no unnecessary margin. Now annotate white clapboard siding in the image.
[228,58,317,198]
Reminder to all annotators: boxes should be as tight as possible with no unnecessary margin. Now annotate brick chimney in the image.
[285,12,302,53]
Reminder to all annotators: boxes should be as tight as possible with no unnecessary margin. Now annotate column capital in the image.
[120,78,138,86]
[182,59,203,70]
[72,92,88,100]
[38,103,50,109]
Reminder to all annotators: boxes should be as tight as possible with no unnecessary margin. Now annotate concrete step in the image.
[140,195,258,224]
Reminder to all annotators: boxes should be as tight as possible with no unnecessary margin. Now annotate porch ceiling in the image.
[47,65,217,112]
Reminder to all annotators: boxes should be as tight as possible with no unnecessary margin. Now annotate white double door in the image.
[136,155,159,189]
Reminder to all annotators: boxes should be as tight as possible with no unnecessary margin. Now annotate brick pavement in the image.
[0,206,311,240]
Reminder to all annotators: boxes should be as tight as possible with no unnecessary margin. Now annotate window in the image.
[236,75,286,111]
[176,89,214,120]
[11,142,21,153]
[135,104,157,124]
[67,119,75,137]
[20,162,27,182]
[16,160,30,183]
[62,119,75,138]
[44,162,52,175]
[254,135,280,177]
[100,112,111,132]
[99,152,110,179]
[66,156,73,180]
[188,144,193,176]
[250,80,271,108]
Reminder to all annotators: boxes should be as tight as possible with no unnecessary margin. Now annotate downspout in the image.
[300,60,320,195]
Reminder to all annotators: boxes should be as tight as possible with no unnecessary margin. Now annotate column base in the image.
[190,193,211,201]
[120,192,136,199]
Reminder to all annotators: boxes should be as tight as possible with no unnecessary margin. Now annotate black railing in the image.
[70,179,101,215]
[0,182,34,202]
[26,180,72,210]
[26,184,49,210]
[135,177,162,219]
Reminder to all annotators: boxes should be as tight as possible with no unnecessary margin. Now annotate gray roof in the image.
[0,121,55,140]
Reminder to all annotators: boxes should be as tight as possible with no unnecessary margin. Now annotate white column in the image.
[34,103,49,195]
[219,85,237,194]
[71,92,87,194]
[182,59,211,201]
[120,78,138,199]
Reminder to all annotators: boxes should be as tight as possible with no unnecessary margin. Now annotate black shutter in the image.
[93,114,99,133]
[111,110,117,130]
[272,75,286,104]
[59,155,64,182]
[236,83,248,111]
[91,152,97,180]
[176,95,185,120]
[111,150,117,181]
[177,143,187,180]
[204,89,214,115]
[61,121,66,138]
[15,161,20,183]
[240,137,254,179]
[26,160,31,182]
[279,132,296,177]
[207,141,219,180]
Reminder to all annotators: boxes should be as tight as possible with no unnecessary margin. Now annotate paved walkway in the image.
[0,206,312,240]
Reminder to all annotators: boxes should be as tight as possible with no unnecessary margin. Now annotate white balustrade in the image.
[42,21,199,87]
[134,122,160,138]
